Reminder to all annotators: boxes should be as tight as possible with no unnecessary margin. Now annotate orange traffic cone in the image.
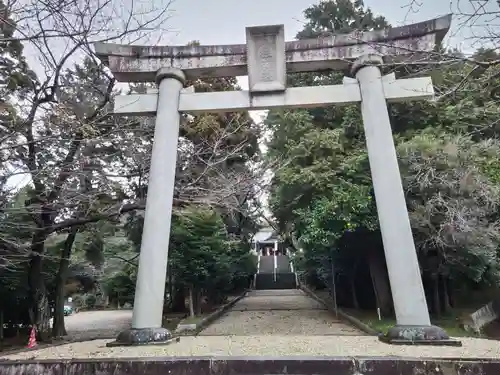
[27,326,37,349]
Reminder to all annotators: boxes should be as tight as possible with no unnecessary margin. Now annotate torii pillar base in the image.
[379,325,462,346]
[106,328,180,347]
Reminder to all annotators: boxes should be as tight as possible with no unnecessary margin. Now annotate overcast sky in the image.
[160,0,464,47]
[9,0,494,190]
[157,0,489,97]
[155,0,472,124]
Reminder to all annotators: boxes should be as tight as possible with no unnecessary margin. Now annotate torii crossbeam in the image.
[113,74,434,115]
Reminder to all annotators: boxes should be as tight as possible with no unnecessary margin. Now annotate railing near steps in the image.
[273,254,277,282]
[289,261,299,288]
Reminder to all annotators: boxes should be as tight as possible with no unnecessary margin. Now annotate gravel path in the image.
[62,310,132,340]
[46,310,132,341]
[3,336,500,360]
[4,290,500,360]
[199,289,361,336]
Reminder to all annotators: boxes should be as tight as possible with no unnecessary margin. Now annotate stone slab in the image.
[246,289,304,297]
[230,290,324,311]
[255,272,297,290]
[175,323,197,333]
[466,298,500,332]
[246,25,286,93]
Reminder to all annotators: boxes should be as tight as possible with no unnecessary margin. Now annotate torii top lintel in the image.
[94,14,451,83]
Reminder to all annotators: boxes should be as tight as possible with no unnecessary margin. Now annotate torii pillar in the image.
[352,55,456,344]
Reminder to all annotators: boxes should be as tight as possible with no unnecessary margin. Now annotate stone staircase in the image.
[276,255,291,273]
[255,255,297,290]
[258,255,274,273]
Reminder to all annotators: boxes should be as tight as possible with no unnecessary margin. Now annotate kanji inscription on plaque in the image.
[246,24,286,93]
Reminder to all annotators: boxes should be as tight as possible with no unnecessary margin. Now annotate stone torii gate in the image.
[95,14,458,346]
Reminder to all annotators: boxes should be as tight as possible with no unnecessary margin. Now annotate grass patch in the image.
[162,314,185,331]
[343,308,481,337]
[180,315,206,325]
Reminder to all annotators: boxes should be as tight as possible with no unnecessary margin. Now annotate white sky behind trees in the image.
[6,0,495,195]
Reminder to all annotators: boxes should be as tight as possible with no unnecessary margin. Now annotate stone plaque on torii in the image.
[95,14,459,347]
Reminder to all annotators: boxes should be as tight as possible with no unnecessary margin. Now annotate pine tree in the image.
[0,0,38,199]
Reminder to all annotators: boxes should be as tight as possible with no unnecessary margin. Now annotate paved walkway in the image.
[199,289,361,336]
[48,310,132,341]
[4,290,500,359]
[6,335,500,359]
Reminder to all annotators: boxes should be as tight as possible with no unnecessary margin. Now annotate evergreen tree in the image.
[266,0,500,316]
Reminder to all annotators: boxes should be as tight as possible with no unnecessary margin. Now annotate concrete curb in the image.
[300,284,379,336]
[3,356,500,375]
[76,307,133,312]
[175,290,248,335]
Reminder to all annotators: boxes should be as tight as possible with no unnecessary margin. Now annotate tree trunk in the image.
[192,288,198,315]
[192,288,200,315]
[34,286,51,341]
[172,285,187,313]
[351,258,360,309]
[351,278,359,309]
[442,277,451,313]
[433,276,441,317]
[369,264,380,310]
[28,230,51,341]
[188,287,195,317]
[195,289,202,316]
[368,250,392,316]
[52,229,78,337]
[167,266,173,310]
[0,309,4,351]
